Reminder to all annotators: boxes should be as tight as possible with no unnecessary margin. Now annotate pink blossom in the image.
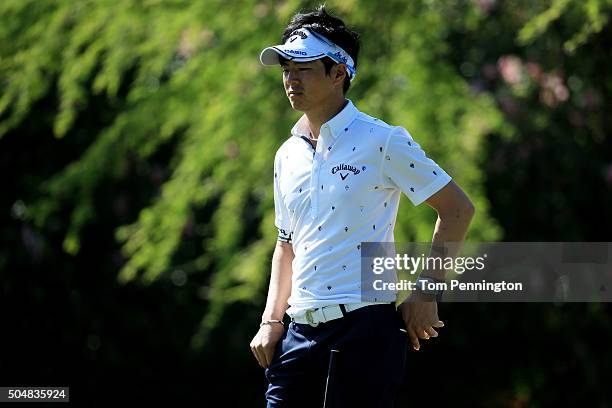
[497,55,524,86]
[475,0,497,13]
[540,72,569,107]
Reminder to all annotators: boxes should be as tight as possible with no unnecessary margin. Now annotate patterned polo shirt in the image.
[273,99,452,317]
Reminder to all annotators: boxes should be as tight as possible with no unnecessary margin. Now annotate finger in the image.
[252,347,263,368]
[407,327,420,351]
[424,326,438,338]
[416,327,430,339]
[433,320,444,328]
[249,340,260,363]
[250,344,263,367]
[264,344,276,368]
[251,332,267,367]
[259,347,270,368]
[253,344,266,368]
[261,341,275,368]
[259,344,273,368]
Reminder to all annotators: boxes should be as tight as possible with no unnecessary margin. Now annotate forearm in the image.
[262,241,294,321]
[426,203,475,281]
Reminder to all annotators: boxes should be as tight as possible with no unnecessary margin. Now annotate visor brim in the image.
[260,46,325,66]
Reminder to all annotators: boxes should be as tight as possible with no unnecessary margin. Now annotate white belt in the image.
[291,302,388,327]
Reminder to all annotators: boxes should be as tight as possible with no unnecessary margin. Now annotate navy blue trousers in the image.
[265,303,408,407]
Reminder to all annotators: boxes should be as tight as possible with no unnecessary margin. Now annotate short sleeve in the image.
[273,151,292,242]
[381,126,452,206]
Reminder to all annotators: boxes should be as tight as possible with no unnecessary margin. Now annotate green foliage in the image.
[3,0,612,404]
[518,0,612,54]
[1,0,509,349]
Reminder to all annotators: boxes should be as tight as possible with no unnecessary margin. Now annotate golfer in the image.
[250,6,475,407]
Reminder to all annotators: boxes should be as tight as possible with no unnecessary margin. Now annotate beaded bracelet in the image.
[260,320,284,328]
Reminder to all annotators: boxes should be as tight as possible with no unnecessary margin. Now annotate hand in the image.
[249,323,285,368]
[398,292,445,351]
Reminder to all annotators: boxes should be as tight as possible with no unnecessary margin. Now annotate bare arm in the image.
[250,240,294,368]
[400,180,475,351]
[262,241,295,321]
[423,180,475,280]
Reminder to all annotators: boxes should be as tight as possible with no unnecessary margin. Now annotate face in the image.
[281,59,345,111]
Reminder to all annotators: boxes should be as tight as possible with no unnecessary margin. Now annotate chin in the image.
[289,100,306,111]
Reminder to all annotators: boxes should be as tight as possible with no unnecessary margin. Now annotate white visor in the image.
[259,28,356,81]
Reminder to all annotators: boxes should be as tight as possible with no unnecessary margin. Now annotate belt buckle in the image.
[305,309,319,327]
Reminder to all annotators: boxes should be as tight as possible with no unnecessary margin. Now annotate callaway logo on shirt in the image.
[331,163,360,179]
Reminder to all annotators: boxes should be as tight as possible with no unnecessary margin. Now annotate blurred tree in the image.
[2,0,611,405]
[1,0,504,348]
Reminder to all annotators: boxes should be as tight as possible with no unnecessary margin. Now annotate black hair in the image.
[280,4,360,94]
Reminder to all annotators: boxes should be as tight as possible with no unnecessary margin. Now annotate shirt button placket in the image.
[310,126,328,219]
[310,151,321,219]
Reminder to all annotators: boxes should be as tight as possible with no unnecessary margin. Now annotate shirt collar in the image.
[290,99,359,140]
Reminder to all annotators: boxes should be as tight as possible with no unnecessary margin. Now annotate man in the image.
[250,6,475,407]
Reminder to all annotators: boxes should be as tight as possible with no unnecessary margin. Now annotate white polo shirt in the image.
[274,99,452,317]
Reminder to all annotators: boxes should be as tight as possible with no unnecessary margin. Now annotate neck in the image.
[305,97,348,140]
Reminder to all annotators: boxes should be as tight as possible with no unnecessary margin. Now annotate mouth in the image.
[288,90,303,97]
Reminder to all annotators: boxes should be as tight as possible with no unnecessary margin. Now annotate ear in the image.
[333,64,347,87]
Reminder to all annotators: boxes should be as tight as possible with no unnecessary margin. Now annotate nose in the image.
[286,70,301,85]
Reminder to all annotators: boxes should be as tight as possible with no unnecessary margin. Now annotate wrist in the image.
[414,275,445,301]
[412,288,437,301]
[262,311,285,321]
[260,319,284,328]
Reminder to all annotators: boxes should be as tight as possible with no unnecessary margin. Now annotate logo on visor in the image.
[332,51,348,65]
[286,49,307,56]
[290,30,308,40]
